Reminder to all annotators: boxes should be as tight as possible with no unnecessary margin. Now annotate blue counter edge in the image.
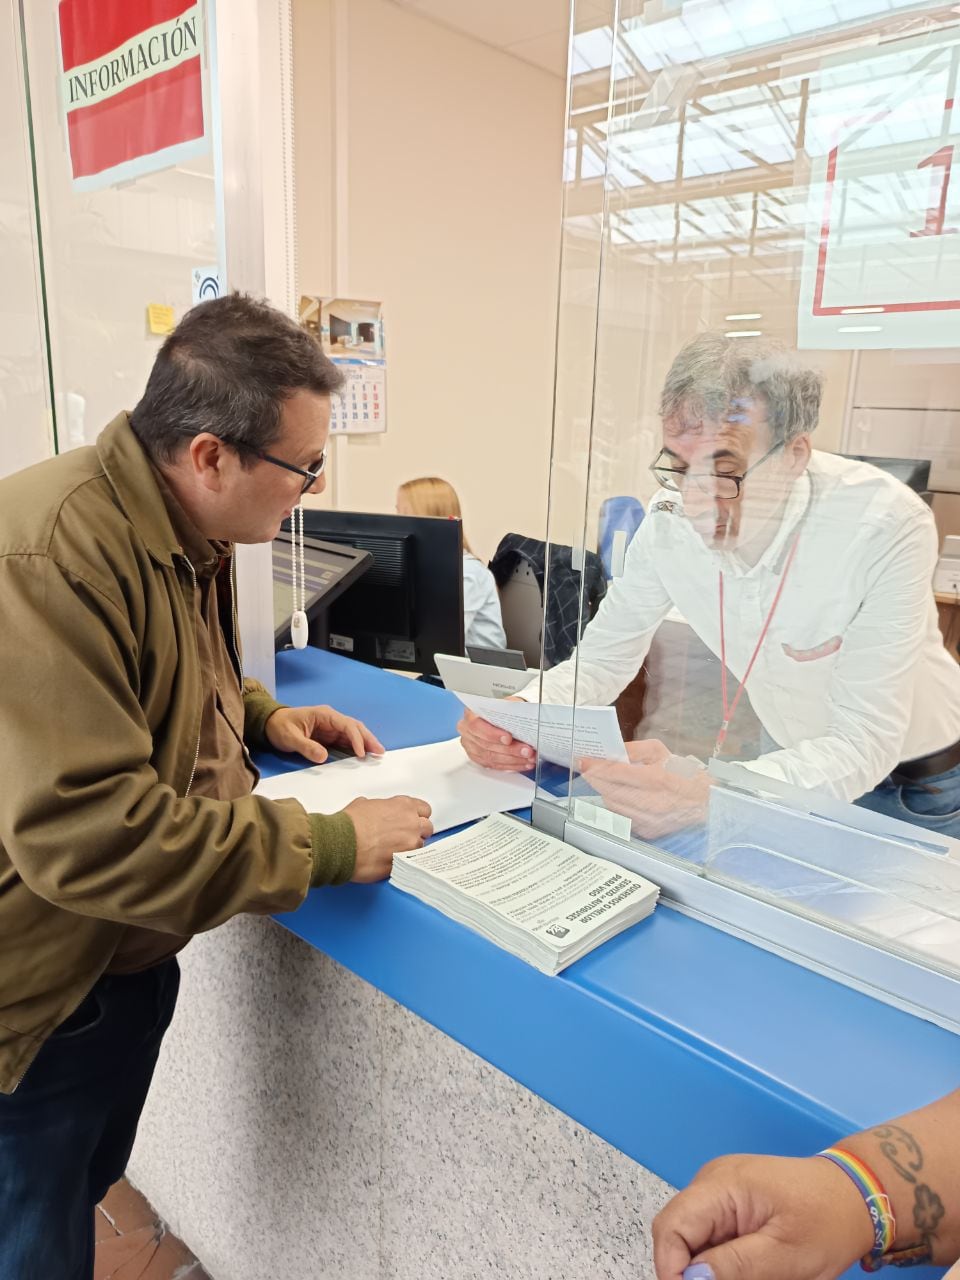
[266,650,956,1277]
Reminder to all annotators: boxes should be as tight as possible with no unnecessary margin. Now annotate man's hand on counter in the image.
[265,704,385,764]
[344,796,433,882]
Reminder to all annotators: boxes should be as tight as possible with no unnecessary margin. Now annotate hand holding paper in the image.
[579,739,712,840]
[456,693,628,771]
[457,700,536,772]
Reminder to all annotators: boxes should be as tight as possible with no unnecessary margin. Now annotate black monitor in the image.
[283,509,465,676]
[272,534,372,651]
[845,454,932,494]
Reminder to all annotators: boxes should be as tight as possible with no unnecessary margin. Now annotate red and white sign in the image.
[798,34,960,351]
[58,0,207,191]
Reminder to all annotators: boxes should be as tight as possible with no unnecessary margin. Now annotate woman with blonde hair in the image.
[396,477,506,651]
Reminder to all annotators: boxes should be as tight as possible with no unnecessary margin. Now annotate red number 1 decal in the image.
[911,144,957,238]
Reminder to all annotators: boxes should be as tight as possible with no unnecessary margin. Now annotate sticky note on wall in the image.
[147,304,175,335]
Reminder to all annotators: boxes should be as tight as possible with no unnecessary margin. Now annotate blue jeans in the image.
[0,958,180,1280]
[855,760,960,838]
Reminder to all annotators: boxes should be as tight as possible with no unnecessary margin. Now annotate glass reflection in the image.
[541,334,960,848]
[539,0,960,982]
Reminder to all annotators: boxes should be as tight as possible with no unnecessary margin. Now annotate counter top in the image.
[263,648,955,1274]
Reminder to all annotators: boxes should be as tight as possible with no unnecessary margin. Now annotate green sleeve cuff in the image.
[243,678,287,749]
[308,811,357,886]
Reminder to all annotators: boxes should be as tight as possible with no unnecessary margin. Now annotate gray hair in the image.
[659,333,822,443]
[130,292,344,465]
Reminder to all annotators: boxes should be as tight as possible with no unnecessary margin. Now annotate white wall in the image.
[847,349,960,497]
[294,0,565,563]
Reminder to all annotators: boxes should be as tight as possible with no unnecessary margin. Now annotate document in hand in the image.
[456,693,628,770]
[390,813,660,974]
[254,738,536,834]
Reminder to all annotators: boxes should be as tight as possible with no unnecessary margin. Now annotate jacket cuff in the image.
[308,812,357,886]
[244,688,287,749]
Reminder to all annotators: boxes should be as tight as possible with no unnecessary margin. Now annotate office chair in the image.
[490,534,606,670]
[597,496,644,580]
[497,561,543,669]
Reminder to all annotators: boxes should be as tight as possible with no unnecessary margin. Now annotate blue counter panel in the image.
[258,650,464,771]
[267,649,956,1278]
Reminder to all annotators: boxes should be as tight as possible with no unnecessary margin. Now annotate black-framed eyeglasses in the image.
[237,443,326,494]
[649,440,782,501]
[174,430,326,495]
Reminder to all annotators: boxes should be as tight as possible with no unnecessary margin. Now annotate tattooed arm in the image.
[652,1089,960,1280]
[841,1093,960,1266]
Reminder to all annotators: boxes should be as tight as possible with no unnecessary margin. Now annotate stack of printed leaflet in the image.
[390,812,660,975]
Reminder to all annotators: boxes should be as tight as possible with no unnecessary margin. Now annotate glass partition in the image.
[537,0,960,1016]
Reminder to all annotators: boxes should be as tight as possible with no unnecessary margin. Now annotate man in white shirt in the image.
[459,333,960,838]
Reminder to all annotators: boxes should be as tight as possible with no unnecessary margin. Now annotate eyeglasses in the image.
[236,443,326,495]
[649,441,782,501]
[173,430,326,495]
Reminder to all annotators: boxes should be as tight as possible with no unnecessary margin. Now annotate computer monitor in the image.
[845,455,932,494]
[272,534,372,651]
[284,510,465,676]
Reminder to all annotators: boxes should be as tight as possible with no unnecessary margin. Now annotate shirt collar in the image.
[668,468,813,578]
[740,468,812,576]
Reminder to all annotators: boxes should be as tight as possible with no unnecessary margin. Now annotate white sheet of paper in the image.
[254,737,535,834]
[456,694,628,769]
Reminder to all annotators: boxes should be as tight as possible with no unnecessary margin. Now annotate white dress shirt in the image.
[462,553,506,650]
[529,451,960,802]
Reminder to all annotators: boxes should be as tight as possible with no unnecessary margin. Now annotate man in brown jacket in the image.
[0,294,432,1279]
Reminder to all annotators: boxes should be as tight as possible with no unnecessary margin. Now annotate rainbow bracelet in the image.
[817,1147,896,1268]
[817,1146,935,1269]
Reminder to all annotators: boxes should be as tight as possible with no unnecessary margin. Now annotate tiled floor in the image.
[95,1179,211,1280]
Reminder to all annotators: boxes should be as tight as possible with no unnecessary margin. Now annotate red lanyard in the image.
[715,533,801,758]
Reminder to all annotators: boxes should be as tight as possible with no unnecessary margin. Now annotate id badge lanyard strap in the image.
[290,503,308,649]
[714,531,801,758]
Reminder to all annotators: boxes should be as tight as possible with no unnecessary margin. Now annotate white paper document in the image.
[254,737,535,834]
[456,693,628,769]
[391,813,660,974]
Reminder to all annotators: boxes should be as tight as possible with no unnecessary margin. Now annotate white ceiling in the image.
[389,0,599,78]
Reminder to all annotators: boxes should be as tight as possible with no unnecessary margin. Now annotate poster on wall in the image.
[57,0,208,191]
[299,296,387,435]
[798,31,960,351]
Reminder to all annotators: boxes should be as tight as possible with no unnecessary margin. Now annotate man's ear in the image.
[784,433,811,477]
[187,433,228,492]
